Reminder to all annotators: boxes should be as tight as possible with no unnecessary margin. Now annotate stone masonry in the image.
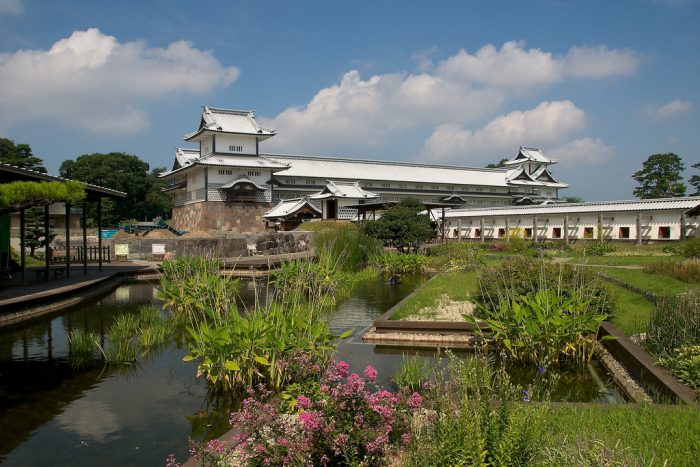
[173,201,273,233]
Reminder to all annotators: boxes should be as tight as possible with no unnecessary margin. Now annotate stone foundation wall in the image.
[173,201,272,233]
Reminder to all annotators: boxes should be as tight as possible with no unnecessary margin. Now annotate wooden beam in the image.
[44,204,50,281]
[65,203,71,278]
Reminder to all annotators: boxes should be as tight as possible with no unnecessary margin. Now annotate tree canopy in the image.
[0,138,46,173]
[690,163,700,197]
[60,152,171,225]
[632,153,686,199]
[360,198,433,252]
[562,195,585,203]
[0,180,85,215]
[485,158,508,169]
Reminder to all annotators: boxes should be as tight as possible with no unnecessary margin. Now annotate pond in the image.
[0,276,622,466]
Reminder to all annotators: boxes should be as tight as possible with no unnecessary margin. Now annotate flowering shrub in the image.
[193,361,423,466]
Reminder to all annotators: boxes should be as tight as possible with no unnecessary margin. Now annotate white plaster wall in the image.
[445,210,691,241]
[215,134,257,155]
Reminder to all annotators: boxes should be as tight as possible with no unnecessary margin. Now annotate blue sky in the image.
[0,0,698,200]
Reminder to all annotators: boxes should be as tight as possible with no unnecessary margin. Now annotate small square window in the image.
[619,227,630,239]
[658,226,671,239]
[552,227,562,239]
[584,227,594,239]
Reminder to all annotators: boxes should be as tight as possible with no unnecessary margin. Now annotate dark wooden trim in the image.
[65,203,71,278]
[44,204,50,281]
[204,167,209,202]
[598,321,697,405]
[19,208,25,284]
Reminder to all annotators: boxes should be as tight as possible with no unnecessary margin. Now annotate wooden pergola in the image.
[0,163,126,283]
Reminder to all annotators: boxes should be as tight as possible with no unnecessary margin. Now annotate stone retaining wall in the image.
[173,201,273,233]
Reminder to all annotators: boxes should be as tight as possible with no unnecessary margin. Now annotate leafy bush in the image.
[644,290,700,358]
[472,258,613,366]
[313,228,381,272]
[188,361,424,466]
[426,242,484,272]
[427,241,488,256]
[529,241,571,252]
[583,241,616,256]
[370,253,431,275]
[658,345,700,390]
[360,198,433,253]
[643,259,700,284]
[679,237,700,258]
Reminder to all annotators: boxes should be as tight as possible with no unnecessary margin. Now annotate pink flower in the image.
[408,392,423,409]
[363,365,378,382]
[402,432,412,445]
[296,395,312,409]
[299,410,321,431]
[336,361,349,377]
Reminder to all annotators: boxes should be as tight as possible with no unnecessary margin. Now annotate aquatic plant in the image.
[658,345,700,391]
[159,257,240,325]
[392,354,433,391]
[472,258,611,366]
[67,328,99,366]
[312,228,381,272]
[370,253,431,275]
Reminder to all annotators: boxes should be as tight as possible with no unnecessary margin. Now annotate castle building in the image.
[160,107,569,233]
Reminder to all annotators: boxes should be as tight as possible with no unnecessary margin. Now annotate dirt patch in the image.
[111,229,133,239]
[401,294,475,321]
[144,229,176,238]
[181,230,212,238]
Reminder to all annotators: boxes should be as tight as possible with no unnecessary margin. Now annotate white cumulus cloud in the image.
[549,138,614,167]
[644,99,693,120]
[0,28,239,134]
[262,41,639,155]
[422,100,587,164]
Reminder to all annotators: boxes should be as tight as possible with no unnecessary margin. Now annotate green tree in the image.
[0,138,46,173]
[562,195,585,203]
[60,153,171,225]
[690,163,700,196]
[485,158,509,168]
[24,207,57,256]
[360,198,433,252]
[632,153,686,199]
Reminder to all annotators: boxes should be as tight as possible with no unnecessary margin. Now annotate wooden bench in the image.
[30,265,66,280]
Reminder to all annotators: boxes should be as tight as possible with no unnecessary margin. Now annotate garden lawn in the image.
[545,404,700,466]
[595,267,699,297]
[606,283,655,336]
[390,271,477,320]
[573,255,680,266]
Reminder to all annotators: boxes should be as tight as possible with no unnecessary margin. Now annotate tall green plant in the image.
[644,290,700,358]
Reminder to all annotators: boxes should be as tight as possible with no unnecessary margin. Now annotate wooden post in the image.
[533,217,538,243]
[441,207,446,243]
[65,203,71,277]
[19,208,26,285]
[480,218,484,242]
[83,201,88,274]
[44,204,50,281]
[564,215,569,243]
[636,211,642,245]
[457,219,462,242]
[505,217,510,241]
[97,197,103,272]
[681,213,687,241]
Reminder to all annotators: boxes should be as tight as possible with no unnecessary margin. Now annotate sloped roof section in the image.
[445,197,700,218]
[264,197,322,219]
[185,107,276,141]
[310,181,379,200]
[219,175,267,191]
[266,154,509,187]
[173,148,199,170]
[504,146,556,166]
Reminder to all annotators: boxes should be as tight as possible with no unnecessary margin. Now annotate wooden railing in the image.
[50,246,111,263]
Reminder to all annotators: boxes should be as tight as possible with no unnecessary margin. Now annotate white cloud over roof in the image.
[261,41,640,159]
[422,100,587,163]
[0,28,239,134]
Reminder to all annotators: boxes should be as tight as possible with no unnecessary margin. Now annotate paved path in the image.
[0,262,157,309]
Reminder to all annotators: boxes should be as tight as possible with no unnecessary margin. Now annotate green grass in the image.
[390,271,477,320]
[606,282,655,336]
[594,267,699,297]
[573,255,680,266]
[545,404,700,466]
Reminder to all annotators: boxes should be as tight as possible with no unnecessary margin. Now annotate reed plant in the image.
[370,252,431,275]
[67,329,99,367]
[644,290,700,358]
[312,228,381,272]
[392,354,432,391]
[643,258,700,284]
[472,257,612,367]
